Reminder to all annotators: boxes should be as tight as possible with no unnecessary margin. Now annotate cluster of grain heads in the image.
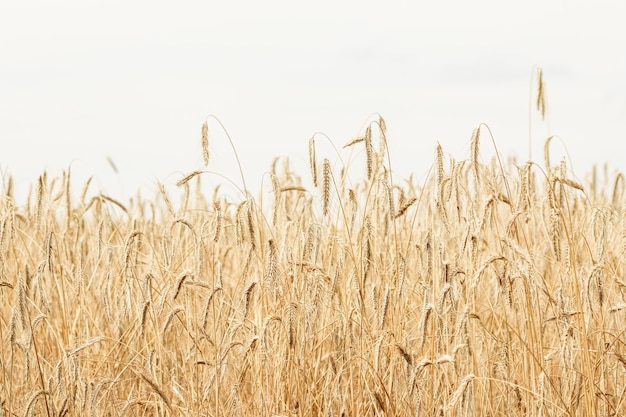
[2,115,626,416]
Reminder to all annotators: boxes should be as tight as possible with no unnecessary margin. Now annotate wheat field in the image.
[2,112,626,417]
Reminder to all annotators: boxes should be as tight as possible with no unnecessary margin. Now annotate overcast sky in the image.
[1,0,625,202]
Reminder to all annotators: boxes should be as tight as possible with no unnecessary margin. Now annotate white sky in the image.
[1,0,625,202]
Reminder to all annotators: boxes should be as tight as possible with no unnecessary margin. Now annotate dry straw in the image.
[99,194,128,213]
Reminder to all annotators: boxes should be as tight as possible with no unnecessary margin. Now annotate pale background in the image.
[1,0,625,202]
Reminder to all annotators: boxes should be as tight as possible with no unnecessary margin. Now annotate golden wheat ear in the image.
[309,136,318,187]
[201,120,209,166]
[536,66,546,120]
[322,158,331,216]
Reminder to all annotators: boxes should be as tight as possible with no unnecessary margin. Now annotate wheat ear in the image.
[213,200,222,243]
[266,239,277,290]
[158,182,175,217]
[395,197,416,219]
[322,159,331,216]
[287,302,297,348]
[365,125,374,180]
[201,120,209,166]
[309,136,318,187]
[141,374,172,409]
[448,373,476,410]
[470,126,480,191]
[544,135,553,177]
[536,66,546,120]
[177,170,202,187]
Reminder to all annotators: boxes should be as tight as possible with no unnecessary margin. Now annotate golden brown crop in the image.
[0,112,623,417]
